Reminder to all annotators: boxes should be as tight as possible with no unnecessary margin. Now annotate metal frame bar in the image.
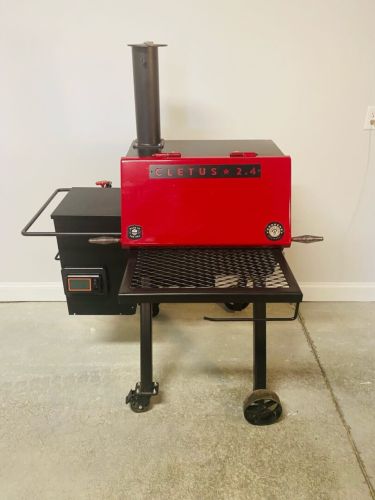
[21,188,121,237]
[203,302,300,322]
[253,302,267,389]
[140,303,154,393]
[126,303,159,411]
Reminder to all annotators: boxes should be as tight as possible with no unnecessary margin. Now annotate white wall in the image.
[1,0,375,301]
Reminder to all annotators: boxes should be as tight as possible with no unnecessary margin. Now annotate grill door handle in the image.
[292,235,324,243]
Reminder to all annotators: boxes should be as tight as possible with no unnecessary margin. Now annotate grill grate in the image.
[130,247,291,290]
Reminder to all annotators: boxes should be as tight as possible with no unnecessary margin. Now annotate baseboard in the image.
[0,282,65,302]
[1,281,375,302]
[300,282,375,301]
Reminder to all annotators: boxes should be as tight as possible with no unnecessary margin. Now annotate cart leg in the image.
[253,302,267,390]
[140,302,154,394]
[243,302,282,425]
[126,303,159,412]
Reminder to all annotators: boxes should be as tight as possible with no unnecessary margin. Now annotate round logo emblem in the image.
[265,222,284,241]
[128,225,142,240]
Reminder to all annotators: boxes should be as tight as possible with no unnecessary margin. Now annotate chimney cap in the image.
[128,41,167,48]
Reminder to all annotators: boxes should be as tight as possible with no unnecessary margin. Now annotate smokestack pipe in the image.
[128,42,166,152]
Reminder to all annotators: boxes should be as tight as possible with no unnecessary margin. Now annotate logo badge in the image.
[265,222,284,241]
[128,225,142,240]
[149,164,261,179]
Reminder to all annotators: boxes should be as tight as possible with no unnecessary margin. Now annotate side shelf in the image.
[118,247,302,305]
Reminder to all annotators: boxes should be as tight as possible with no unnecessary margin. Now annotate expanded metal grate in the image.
[130,247,291,290]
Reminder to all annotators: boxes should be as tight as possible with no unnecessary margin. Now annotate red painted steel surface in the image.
[120,155,291,247]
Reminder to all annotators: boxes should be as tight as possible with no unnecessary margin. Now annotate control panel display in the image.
[68,277,95,292]
[62,268,107,295]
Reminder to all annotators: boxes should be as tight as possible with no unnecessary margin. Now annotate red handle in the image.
[229,151,258,158]
[151,152,181,159]
[96,180,112,188]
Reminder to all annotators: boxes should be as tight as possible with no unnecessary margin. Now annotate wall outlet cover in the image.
[364,106,375,130]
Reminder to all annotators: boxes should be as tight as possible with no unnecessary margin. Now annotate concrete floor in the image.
[0,302,374,500]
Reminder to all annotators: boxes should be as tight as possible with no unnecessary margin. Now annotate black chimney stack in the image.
[129,42,166,152]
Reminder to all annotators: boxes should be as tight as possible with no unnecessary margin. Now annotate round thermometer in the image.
[265,222,284,241]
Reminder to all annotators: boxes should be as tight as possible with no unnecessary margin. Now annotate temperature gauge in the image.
[265,222,284,241]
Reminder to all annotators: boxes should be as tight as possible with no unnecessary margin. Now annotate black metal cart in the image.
[119,246,302,425]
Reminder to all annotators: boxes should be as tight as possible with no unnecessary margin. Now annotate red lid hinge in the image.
[229,151,258,158]
[151,152,182,159]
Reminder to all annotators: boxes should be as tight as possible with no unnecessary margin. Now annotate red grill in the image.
[22,41,322,426]
[121,147,291,247]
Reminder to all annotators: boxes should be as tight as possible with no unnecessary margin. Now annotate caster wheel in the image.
[225,302,249,312]
[152,304,160,317]
[243,389,282,425]
[126,389,151,413]
[129,398,150,413]
[126,382,158,413]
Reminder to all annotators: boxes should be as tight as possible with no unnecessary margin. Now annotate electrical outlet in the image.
[364,106,375,130]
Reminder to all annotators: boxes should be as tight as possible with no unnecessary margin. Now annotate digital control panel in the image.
[67,275,101,292]
[62,268,107,295]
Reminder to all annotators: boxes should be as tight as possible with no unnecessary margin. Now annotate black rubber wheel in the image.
[224,302,249,312]
[243,389,282,425]
[152,304,160,317]
[129,397,150,413]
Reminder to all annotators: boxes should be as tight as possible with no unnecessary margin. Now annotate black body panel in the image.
[51,188,134,315]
